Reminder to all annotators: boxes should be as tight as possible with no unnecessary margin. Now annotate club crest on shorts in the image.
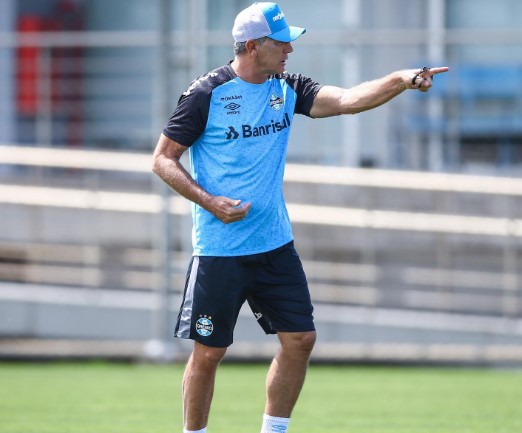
[269,93,284,111]
[196,316,214,337]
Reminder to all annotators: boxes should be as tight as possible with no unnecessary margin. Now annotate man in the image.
[152,2,448,433]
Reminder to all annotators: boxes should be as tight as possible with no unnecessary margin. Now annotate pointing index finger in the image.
[428,66,450,76]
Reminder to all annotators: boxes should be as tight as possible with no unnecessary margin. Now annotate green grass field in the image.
[1,362,521,433]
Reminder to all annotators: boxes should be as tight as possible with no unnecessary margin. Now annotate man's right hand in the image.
[207,196,252,224]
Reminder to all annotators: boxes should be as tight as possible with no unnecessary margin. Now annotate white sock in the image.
[260,414,290,433]
[183,428,206,433]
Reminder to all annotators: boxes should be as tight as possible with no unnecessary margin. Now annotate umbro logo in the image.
[222,95,242,114]
[224,102,240,110]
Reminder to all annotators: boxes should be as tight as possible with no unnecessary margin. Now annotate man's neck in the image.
[230,58,268,84]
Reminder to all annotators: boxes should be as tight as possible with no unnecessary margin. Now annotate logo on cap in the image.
[273,11,284,22]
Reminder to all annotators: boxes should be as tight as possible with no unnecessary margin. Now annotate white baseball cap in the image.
[232,2,306,43]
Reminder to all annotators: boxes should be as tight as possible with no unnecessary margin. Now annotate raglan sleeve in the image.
[287,74,323,117]
[162,80,211,147]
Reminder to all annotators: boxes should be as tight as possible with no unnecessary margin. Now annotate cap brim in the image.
[268,26,306,42]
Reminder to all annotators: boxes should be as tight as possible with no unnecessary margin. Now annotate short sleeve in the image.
[284,74,323,117]
[162,79,211,147]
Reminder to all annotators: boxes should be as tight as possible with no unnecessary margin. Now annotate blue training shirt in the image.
[163,62,322,256]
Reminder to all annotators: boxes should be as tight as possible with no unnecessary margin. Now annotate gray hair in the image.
[233,37,267,55]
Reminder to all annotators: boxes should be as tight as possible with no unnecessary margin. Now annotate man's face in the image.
[254,38,294,75]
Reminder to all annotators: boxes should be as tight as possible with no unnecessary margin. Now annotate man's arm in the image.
[310,66,449,118]
[152,133,251,224]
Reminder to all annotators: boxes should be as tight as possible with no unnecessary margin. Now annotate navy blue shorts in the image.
[174,241,315,347]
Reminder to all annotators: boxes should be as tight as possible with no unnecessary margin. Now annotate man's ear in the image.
[245,39,258,54]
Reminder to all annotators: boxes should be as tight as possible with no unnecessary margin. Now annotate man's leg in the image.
[265,331,316,417]
[183,341,227,431]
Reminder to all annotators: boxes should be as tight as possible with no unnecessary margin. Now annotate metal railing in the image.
[2,23,522,169]
[1,145,521,362]
[1,145,520,303]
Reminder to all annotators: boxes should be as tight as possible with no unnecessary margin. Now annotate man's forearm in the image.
[153,155,213,210]
[341,71,406,114]
[309,66,447,119]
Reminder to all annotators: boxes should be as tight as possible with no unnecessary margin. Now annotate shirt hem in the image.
[192,237,294,257]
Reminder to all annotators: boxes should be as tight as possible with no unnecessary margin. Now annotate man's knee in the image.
[191,342,227,370]
[279,331,317,355]
[295,331,317,353]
